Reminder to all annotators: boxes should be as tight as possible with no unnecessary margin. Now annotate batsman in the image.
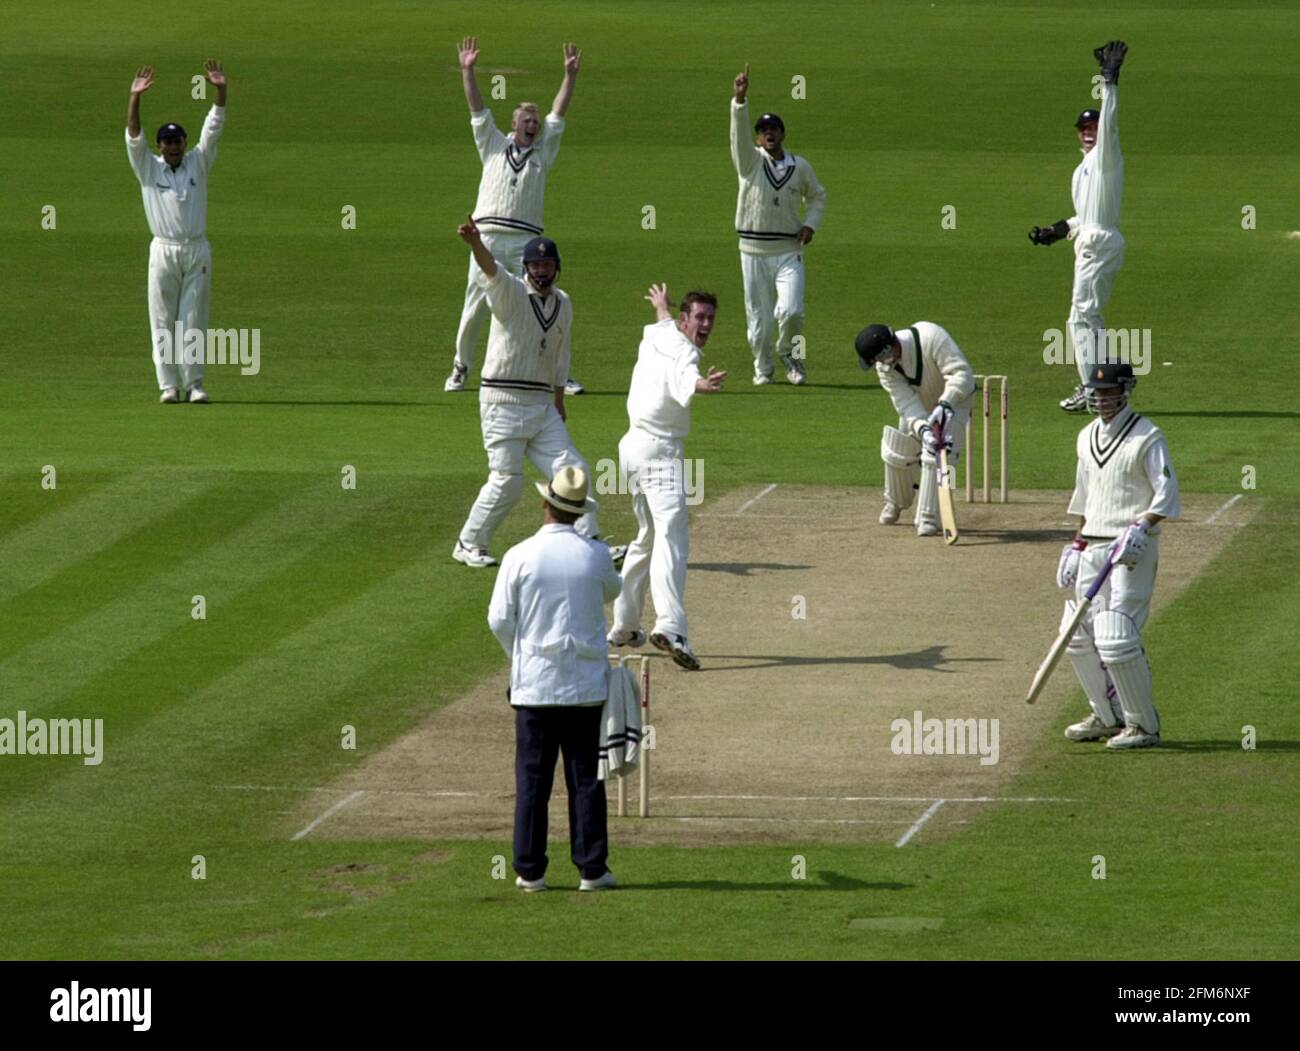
[1055,363,1180,749]
[855,322,975,538]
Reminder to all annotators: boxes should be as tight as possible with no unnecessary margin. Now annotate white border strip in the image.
[734,483,778,516]
[290,789,365,841]
[895,799,946,848]
[1204,493,1243,525]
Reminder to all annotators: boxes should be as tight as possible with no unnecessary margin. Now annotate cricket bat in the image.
[1025,553,1118,704]
[938,448,959,545]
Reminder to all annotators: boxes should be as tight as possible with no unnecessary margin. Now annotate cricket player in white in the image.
[445,38,585,397]
[453,218,617,568]
[1057,363,1179,749]
[730,65,826,387]
[1030,41,1129,413]
[855,323,976,537]
[125,61,227,404]
[607,286,727,672]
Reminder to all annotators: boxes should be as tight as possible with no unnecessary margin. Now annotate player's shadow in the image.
[1145,410,1300,420]
[953,528,1075,545]
[629,872,910,892]
[703,645,996,674]
[689,562,812,575]
[1156,740,1300,753]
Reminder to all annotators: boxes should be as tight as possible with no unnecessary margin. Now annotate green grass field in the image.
[2,0,1298,960]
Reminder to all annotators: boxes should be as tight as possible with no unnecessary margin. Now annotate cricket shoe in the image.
[444,362,468,392]
[782,357,807,386]
[916,518,940,537]
[159,387,180,404]
[187,382,210,404]
[1105,724,1161,750]
[578,871,617,892]
[1059,384,1089,412]
[452,540,498,568]
[593,536,627,566]
[650,631,700,671]
[515,875,547,893]
[1064,713,1123,742]
[564,377,585,396]
[879,501,900,525]
[752,372,773,386]
[607,628,647,648]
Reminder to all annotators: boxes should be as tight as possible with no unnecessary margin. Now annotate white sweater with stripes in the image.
[730,99,827,255]
[471,109,565,236]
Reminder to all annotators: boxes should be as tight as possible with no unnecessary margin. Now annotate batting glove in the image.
[1056,538,1087,589]
[1029,220,1071,246]
[1095,40,1128,84]
[927,400,955,435]
[1109,519,1149,568]
[919,424,940,457]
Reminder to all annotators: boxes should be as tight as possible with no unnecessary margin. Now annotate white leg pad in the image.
[1094,610,1159,734]
[916,457,939,527]
[881,425,921,509]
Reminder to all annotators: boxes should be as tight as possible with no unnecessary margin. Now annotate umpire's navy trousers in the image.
[513,703,608,881]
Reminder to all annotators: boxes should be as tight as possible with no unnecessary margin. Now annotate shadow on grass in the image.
[627,871,910,892]
[702,646,997,674]
[690,562,813,575]
[218,400,431,406]
[950,528,1076,545]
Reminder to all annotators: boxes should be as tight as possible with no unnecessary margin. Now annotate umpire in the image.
[488,466,623,892]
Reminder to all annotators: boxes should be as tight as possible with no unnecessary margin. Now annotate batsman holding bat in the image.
[855,322,975,538]
[1047,363,1180,749]
[1029,41,1129,414]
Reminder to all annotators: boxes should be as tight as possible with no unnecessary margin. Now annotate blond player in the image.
[855,323,975,538]
[607,285,726,672]
[453,218,621,569]
[730,65,826,387]
[1057,363,1180,749]
[1029,41,1129,413]
[125,61,227,404]
[445,37,585,397]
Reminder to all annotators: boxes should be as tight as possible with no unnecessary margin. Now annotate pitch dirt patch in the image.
[285,486,1249,847]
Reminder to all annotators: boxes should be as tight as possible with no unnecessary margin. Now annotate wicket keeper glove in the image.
[1029,220,1071,246]
[1109,520,1149,568]
[1095,40,1128,84]
[1056,538,1087,589]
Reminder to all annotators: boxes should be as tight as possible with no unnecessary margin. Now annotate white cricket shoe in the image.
[650,631,700,671]
[784,359,807,385]
[1059,385,1088,413]
[1105,725,1161,750]
[159,387,180,404]
[578,871,617,892]
[452,540,498,568]
[1064,713,1123,742]
[752,372,773,386]
[916,519,940,537]
[444,362,468,392]
[608,628,647,648]
[564,377,585,396]
[879,502,900,525]
[187,382,209,404]
[515,875,547,893]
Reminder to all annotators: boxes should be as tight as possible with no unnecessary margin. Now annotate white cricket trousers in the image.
[460,401,597,550]
[454,229,531,372]
[612,429,690,639]
[740,250,805,378]
[1068,225,1125,385]
[148,237,211,391]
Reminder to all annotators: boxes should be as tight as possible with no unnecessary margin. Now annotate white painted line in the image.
[895,799,946,848]
[735,483,778,516]
[291,790,365,841]
[1203,493,1243,526]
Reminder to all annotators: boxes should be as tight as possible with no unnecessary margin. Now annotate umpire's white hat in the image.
[536,466,599,514]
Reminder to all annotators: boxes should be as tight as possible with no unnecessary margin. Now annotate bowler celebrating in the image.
[125,61,227,404]
[1029,41,1129,412]
[445,38,586,397]
[730,65,826,387]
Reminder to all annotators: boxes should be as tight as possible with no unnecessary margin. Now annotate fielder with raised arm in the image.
[855,323,975,538]
[125,61,227,404]
[452,218,622,569]
[446,38,585,397]
[1029,41,1128,413]
[1056,363,1180,749]
[730,65,826,387]
[607,285,727,672]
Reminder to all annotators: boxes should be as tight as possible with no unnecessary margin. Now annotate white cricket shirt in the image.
[730,99,826,255]
[477,268,572,406]
[625,319,703,441]
[125,105,225,241]
[471,109,564,236]
[1069,81,1122,233]
[876,321,976,438]
[1068,405,1180,537]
